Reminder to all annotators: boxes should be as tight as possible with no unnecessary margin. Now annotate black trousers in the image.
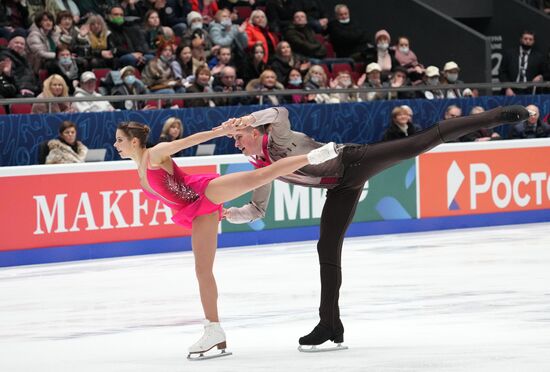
[315,107,505,330]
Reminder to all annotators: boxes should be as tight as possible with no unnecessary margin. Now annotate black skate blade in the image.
[298,343,348,353]
[187,349,233,361]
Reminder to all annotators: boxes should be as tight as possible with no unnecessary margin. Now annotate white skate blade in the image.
[298,343,348,353]
[187,348,233,361]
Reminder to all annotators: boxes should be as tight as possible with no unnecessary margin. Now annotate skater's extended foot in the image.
[307,142,339,165]
[188,320,227,354]
[497,105,530,124]
[299,322,344,346]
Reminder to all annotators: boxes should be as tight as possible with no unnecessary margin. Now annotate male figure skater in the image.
[223,105,529,350]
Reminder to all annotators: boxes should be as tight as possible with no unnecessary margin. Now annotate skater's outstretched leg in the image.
[205,142,339,205]
[345,105,530,187]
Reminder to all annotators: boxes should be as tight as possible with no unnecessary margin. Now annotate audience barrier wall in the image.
[1,138,549,267]
[2,95,550,167]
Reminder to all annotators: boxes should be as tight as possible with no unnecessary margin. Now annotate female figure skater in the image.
[113,119,339,359]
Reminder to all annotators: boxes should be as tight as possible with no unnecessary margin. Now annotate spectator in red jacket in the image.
[245,9,278,64]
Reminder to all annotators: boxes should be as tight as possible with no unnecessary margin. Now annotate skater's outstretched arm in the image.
[148,120,239,165]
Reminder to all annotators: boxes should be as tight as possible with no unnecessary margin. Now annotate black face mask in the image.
[521,43,532,51]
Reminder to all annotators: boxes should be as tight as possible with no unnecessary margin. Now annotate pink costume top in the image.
[142,159,222,229]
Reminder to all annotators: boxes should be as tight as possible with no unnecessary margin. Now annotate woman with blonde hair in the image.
[245,9,278,63]
[158,117,185,157]
[304,65,339,104]
[245,68,286,105]
[31,74,73,114]
[82,14,114,68]
[382,105,421,141]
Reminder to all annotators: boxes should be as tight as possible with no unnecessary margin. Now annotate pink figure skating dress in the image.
[142,159,222,228]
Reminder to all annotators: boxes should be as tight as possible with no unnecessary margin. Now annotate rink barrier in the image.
[2,95,550,167]
[1,139,550,267]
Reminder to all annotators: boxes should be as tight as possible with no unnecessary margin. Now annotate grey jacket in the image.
[226,106,344,223]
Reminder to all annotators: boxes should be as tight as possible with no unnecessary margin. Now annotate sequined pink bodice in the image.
[144,161,199,207]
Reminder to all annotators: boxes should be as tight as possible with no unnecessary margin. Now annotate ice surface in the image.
[1,223,550,371]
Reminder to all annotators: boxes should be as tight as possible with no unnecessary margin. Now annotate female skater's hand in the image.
[213,116,255,136]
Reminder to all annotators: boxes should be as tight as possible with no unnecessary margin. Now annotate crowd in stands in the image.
[1,1,550,164]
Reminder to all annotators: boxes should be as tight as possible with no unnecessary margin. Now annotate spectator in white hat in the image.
[441,61,474,98]
[418,65,445,99]
[358,62,385,101]
[73,71,115,112]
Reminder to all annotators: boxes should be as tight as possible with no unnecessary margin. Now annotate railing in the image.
[1,81,549,113]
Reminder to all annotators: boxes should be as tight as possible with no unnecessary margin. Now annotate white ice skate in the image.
[307,142,339,165]
[187,321,232,361]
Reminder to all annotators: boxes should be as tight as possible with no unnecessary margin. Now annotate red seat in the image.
[235,5,252,20]
[0,105,6,115]
[331,62,353,75]
[145,99,163,109]
[324,40,335,58]
[0,38,8,47]
[38,69,49,82]
[354,62,366,74]
[133,68,142,80]
[10,103,33,114]
[171,99,184,108]
[319,63,331,78]
[91,68,111,88]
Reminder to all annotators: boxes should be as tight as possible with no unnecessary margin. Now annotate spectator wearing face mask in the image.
[182,11,215,61]
[142,40,185,94]
[209,8,248,50]
[285,68,306,104]
[417,65,445,100]
[394,36,424,82]
[440,61,474,98]
[499,30,546,96]
[358,62,386,101]
[364,29,399,82]
[47,44,82,94]
[329,70,361,103]
[327,4,369,59]
[106,6,153,69]
[111,66,150,111]
[303,64,338,104]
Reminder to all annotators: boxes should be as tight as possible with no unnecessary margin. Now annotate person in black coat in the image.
[0,32,40,96]
[499,30,547,96]
[106,6,153,69]
[508,104,550,139]
[327,4,369,59]
[382,105,421,141]
[284,11,326,60]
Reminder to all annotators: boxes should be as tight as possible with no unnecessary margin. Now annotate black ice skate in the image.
[298,323,348,352]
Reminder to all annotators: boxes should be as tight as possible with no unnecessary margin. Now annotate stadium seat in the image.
[235,6,252,19]
[9,103,33,114]
[171,99,184,108]
[319,63,331,79]
[92,68,111,89]
[354,62,366,74]
[331,62,353,76]
[0,38,7,47]
[324,40,335,58]
[0,105,6,115]
[38,69,49,82]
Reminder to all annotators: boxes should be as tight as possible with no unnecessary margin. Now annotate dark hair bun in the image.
[143,125,151,135]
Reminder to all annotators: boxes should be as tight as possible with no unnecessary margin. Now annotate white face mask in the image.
[399,46,409,54]
[220,19,232,27]
[377,43,389,51]
[446,73,458,83]
[310,75,321,84]
[338,18,350,24]
[191,22,202,30]
[340,78,352,87]
[428,77,439,86]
